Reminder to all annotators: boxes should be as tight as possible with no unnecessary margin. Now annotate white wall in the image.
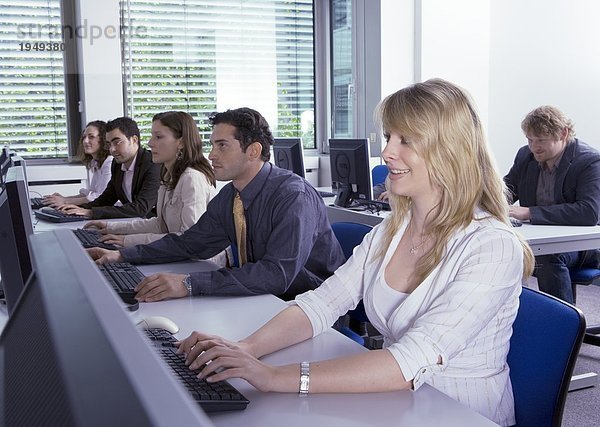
[420,0,491,131]
[488,0,600,173]
[77,0,125,124]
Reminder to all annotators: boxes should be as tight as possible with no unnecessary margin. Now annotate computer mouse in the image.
[136,316,179,334]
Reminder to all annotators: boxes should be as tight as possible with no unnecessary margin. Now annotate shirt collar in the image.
[238,162,271,207]
[121,155,137,173]
[538,149,565,173]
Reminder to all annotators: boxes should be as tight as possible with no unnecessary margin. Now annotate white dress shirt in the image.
[80,156,113,201]
[293,209,523,426]
[121,158,136,203]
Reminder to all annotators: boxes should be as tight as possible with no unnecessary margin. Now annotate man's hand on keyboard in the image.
[99,233,125,247]
[134,272,188,302]
[176,332,277,392]
[87,247,123,264]
[84,220,108,233]
[59,204,92,218]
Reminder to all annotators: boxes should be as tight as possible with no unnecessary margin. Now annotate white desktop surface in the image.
[321,193,600,255]
[12,219,497,426]
[132,290,496,427]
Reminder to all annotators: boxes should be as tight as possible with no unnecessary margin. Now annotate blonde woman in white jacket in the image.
[174,80,536,426]
[84,111,216,248]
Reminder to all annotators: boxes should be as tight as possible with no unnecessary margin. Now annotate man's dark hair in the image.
[106,116,141,141]
[208,108,273,161]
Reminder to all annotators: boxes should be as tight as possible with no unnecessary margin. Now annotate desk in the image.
[325,200,600,256]
[132,279,496,426]
[17,222,495,425]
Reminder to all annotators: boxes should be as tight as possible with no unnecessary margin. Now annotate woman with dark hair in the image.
[84,111,218,248]
[44,120,112,206]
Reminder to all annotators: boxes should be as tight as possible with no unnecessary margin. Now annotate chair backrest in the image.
[330,222,373,326]
[508,287,585,427]
[371,164,388,187]
[331,222,373,260]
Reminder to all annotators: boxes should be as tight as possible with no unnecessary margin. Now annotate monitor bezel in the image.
[0,166,35,314]
[328,138,373,207]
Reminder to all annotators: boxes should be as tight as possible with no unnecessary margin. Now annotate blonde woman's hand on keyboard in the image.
[134,272,188,302]
[99,233,125,247]
[177,332,278,392]
[86,247,123,264]
[84,220,108,233]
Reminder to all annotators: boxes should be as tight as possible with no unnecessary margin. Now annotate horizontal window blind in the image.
[121,0,315,149]
[0,0,68,158]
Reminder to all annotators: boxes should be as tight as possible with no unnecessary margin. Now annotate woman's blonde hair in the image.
[376,78,534,283]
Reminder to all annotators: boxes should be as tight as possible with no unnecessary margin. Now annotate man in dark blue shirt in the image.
[89,108,345,301]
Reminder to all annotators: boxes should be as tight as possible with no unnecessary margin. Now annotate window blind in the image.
[121,0,315,148]
[0,0,68,158]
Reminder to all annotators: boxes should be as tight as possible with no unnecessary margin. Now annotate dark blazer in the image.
[82,147,161,219]
[504,139,600,225]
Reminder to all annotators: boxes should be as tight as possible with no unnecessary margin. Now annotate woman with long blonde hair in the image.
[174,79,534,426]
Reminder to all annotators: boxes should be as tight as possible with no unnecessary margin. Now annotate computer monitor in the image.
[328,138,372,207]
[273,138,305,178]
[0,147,13,188]
[0,166,35,314]
[0,229,214,426]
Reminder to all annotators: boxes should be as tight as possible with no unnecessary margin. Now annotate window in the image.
[0,0,69,159]
[121,0,315,149]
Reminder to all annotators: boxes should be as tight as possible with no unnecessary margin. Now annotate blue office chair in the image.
[570,266,600,346]
[331,222,374,346]
[371,164,388,186]
[508,287,585,427]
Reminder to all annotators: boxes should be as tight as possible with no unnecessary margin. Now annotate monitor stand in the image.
[334,184,353,208]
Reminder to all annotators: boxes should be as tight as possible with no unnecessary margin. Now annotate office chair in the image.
[371,164,388,186]
[508,287,585,427]
[331,222,374,346]
[570,266,600,346]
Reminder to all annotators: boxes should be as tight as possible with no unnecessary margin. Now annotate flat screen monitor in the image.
[328,138,372,207]
[273,138,305,178]
[0,229,214,426]
[0,147,13,188]
[0,166,35,314]
[0,146,10,164]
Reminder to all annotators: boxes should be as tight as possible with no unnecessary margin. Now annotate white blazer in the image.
[293,210,524,426]
[106,167,215,246]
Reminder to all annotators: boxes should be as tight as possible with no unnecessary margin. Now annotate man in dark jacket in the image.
[62,117,161,219]
[504,105,600,303]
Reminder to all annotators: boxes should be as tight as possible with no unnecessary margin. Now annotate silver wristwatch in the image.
[299,361,310,396]
[183,274,192,296]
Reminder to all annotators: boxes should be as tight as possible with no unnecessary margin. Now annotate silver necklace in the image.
[408,221,428,255]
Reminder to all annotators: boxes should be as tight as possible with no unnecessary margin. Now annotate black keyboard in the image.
[73,228,119,250]
[353,199,391,211]
[30,197,45,210]
[144,328,249,412]
[34,207,86,223]
[318,190,336,198]
[510,218,523,227]
[98,262,144,304]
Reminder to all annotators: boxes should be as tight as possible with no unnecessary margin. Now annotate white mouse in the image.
[137,316,179,334]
